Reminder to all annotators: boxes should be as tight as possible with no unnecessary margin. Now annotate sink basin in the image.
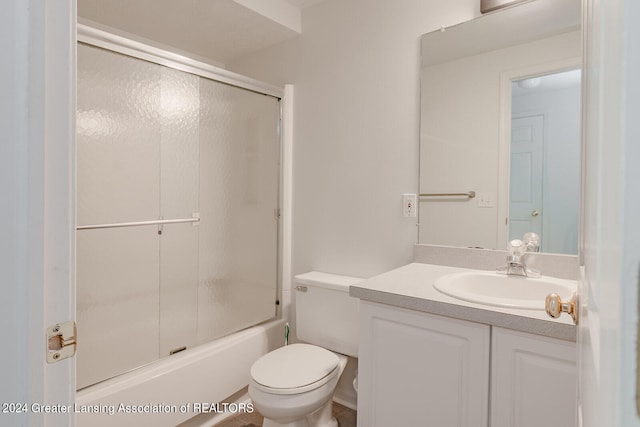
[433,271,576,310]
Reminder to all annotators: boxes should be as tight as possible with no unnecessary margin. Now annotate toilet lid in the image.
[250,343,339,391]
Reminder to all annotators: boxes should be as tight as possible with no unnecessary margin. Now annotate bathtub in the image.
[76,319,285,427]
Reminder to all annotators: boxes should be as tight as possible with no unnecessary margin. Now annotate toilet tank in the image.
[294,272,362,358]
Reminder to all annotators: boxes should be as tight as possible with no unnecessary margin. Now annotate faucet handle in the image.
[522,232,540,252]
[508,239,526,257]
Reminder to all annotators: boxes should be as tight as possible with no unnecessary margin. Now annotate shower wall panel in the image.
[77,43,279,389]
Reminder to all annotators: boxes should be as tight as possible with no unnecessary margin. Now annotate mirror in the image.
[418,0,581,254]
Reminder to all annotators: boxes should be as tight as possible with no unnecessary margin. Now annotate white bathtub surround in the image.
[413,244,579,280]
[76,319,284,427]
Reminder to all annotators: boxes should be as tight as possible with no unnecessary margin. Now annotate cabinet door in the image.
[491,327,577,427]
[358,301,490,427]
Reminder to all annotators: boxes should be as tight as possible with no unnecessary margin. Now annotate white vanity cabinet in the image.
[357,301,491,427]
[357,301,577,427]
[490,327,577,427]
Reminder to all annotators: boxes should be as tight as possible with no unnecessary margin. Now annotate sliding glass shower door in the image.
[76,43,280,389]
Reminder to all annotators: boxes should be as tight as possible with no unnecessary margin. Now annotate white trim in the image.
[76,18,228,69]
[281,85,295,321]
[0,0,77,424]
[42,2,77,425]
[497,57,581,248]
[77,24,284,99]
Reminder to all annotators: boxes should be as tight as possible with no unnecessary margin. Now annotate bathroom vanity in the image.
[351,263,576,427]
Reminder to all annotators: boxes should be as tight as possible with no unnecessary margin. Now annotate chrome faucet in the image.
[497,233,541,277]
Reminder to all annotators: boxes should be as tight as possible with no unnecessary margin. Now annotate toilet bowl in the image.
[249,344,348,427]
[248,272,362,427]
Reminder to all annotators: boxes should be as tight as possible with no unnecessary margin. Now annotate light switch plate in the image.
[478,192,494,208]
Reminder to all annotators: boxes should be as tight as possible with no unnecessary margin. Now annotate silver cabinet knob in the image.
[531,210,540,217]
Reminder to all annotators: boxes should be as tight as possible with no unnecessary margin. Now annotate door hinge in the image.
[46,321,77,363]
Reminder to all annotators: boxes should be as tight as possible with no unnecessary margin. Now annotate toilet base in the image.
[262,398,337,427]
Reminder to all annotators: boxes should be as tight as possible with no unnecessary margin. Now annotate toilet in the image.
[249,272,361,427]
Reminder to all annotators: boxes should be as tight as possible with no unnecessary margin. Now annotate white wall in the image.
[229,0,479,279]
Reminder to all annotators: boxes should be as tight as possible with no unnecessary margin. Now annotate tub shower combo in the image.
[75,26,284,425]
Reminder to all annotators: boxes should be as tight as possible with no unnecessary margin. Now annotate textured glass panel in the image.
[197,78,279,344]
[159,223,199,356]
[158,68,200,356]
[77,43,161,226]
[160,67,199,218]
[76,227,160,389]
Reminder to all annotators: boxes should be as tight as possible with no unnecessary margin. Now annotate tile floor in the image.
[213,402,356,427]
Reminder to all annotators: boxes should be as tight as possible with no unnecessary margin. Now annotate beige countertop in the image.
[349,262,576,341]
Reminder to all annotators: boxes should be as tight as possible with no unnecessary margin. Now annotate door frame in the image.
[0,0,77,425]
[578,0,640,425]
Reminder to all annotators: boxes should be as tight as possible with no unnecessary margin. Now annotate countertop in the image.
[349,262,576,341]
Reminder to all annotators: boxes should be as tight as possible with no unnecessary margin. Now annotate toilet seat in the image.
[250,343,340,395]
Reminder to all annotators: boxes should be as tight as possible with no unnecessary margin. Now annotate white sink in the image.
[433,271,576,310]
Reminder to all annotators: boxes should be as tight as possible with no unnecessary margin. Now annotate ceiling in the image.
[77,0,326,65]
[512,69,581,96]
[285,0,326,7]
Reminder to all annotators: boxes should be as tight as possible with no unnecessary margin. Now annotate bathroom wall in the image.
[229,0,480,279]
[229,2,482,407]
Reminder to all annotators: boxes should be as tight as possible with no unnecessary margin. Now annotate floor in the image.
[213,402,356,427]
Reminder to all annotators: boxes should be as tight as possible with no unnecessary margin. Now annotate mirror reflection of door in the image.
[509,114,544,240]
[508,69,581,254]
